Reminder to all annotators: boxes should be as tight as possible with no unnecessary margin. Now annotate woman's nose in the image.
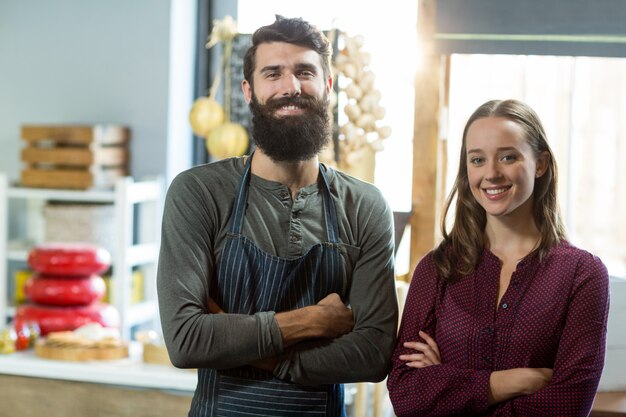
[485,160,503,181]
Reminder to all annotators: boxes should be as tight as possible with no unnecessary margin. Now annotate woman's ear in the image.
[536,151,550,178]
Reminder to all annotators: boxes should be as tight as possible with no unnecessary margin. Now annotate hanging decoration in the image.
[323,31,392,182]
[189,15,249,159]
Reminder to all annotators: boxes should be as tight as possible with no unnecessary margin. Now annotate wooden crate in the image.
[20,124,130,189]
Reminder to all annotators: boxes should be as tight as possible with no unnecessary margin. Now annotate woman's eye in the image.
[501,154,517,162]
[469,157,483,165]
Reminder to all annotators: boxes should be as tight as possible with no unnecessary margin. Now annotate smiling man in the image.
[157,16,398,417]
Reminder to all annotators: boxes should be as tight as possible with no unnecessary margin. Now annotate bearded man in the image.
[157,16,398,417]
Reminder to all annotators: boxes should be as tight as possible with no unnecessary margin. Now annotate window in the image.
[447,54,626,278]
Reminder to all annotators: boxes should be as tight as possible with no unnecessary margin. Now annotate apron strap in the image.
[319,164,340,244]
[228,153,253,234]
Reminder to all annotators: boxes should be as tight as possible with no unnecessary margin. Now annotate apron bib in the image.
[190,154,346,417]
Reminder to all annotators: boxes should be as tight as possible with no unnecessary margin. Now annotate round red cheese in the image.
[15,303,120,336]
[24,274,106,306]
[28,243,111,276]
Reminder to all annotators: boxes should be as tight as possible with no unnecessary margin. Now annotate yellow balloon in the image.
[206,123,249,159]
[189,97,224,137]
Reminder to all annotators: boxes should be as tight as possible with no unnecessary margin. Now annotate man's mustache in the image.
[264,95,318,111]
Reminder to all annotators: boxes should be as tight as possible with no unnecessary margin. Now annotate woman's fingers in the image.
[400,331,442,366]
[399,353,425,362]
[419,330,441,357]
[399,352,432,368]
[405,360,430,368]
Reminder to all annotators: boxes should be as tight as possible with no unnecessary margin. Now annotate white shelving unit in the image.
[0,173,163,340]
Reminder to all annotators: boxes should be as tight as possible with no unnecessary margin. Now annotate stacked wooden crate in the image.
[20,124,130,189]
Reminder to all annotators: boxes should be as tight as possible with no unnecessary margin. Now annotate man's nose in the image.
[281,74,301,96]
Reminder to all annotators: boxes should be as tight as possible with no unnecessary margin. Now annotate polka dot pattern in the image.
[387,241,610,416]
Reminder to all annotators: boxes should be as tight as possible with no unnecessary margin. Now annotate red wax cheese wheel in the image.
[15,303,120,336]
[24,274,106,306]
[28,243,111,276]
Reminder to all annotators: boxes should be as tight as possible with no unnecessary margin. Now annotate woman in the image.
[387,99,609,416]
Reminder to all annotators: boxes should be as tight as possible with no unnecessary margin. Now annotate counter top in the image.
[0,342,196,392]
[592,392,626,417]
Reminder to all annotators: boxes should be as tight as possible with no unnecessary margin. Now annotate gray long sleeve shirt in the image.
[157,156,398,385]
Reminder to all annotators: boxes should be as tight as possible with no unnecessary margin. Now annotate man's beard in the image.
[249,92,331,162]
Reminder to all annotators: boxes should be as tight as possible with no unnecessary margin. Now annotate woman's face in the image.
[465,117,547,221]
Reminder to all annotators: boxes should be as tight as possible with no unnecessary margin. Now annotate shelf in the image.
[7,249,28,262]
[7,186,116,203]
[1,173,163,340]
[0,342,196,392]
[6,241,159,266]
[127,243,159,266]
[126,301,159,327]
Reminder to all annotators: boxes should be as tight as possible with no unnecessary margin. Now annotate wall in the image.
[0,0,196,184]
[435,0,626,57]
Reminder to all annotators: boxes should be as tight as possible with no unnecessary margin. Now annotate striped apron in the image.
[190,154,346,417]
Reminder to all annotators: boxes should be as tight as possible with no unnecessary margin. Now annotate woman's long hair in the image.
[433,99,566,282]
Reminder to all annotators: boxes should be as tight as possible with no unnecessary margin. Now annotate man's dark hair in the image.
[243,15,332,87]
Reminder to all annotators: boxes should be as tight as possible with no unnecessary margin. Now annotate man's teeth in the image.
[486,188,508,195]
[282,105,299,110]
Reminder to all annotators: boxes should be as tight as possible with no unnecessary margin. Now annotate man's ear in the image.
[242,79,252,104]
[326,74,333,95]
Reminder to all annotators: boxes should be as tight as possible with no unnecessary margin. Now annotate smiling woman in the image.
[387,99,609,417]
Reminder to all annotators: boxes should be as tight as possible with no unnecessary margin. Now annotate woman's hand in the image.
[399,330,441,368]
[488,367,553,405]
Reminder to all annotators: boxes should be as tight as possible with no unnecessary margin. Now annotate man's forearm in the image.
[275,293,354,347]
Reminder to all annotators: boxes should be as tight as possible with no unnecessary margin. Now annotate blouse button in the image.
[502,303,508,309]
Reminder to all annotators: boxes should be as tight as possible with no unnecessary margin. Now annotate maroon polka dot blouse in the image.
[387,241,609,416]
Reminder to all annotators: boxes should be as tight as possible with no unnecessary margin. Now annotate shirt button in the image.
[502,303,508,309]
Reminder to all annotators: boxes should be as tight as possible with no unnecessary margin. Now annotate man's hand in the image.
[315,293,354,338]
[207,297,225,314]
[275,293,354,347]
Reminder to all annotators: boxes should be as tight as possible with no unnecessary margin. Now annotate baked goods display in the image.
[35,323,128,361]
